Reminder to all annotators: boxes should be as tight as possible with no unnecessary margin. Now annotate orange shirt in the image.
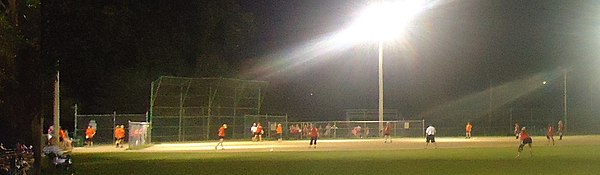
[59,129,68,139]
[85,128,96,138]
[466,124,472,132]
[276,125,283,134]
[218,127,226,137]
[256,126,263,134]
[115,128,126,139]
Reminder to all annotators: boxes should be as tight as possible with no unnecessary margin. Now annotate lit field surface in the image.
[62,135,600,175]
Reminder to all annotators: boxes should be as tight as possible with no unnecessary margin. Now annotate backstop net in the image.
[149,76,273,142]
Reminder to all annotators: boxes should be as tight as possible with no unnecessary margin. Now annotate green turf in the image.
[48,145,600,175]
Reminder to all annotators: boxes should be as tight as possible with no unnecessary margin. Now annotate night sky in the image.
[43,0,600,123]
[238,0,600,120]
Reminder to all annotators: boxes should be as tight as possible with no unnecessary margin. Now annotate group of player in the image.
[213,120,567,156]
[214,122,312,150]
[513,120,565,158]
[76,125,125,148]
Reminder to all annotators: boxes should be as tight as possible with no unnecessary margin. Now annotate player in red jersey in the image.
[383,122,392,143]
[215,123,227,150]
[516,127,533,158]
[546,123,555,146]
[309,124,319,148]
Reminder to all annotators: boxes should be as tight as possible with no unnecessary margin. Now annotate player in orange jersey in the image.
[115,125,126,148]
[276,123,283,142]
[215,123,227,150]
[465,122,473,139]
[85,125,96,146]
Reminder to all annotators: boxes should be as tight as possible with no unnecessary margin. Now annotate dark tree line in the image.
[1,0,258,147]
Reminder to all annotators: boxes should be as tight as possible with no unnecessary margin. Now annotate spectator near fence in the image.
[276,124,283,142]
[290,124,300,139]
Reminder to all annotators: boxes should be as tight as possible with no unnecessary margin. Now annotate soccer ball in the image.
[269,148,273,152]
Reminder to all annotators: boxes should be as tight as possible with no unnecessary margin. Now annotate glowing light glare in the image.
[346,0,426,42]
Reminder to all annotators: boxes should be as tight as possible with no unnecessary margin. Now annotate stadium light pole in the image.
[346,0,425,135]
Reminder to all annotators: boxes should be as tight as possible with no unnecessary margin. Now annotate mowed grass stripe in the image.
[65,144,600,175]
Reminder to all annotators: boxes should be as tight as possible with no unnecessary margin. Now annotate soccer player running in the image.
[546,123,555,146]
[309,124,319,148]
[516,127,533,158]
[465,122,473,139]
[383,122,392,143]
[215,123,227,150]
[425,125,437,149]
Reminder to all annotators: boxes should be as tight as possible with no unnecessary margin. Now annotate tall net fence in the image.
[285,120,425,139]
[150,76,270,142]
[74,113,146,144]
[151,114,287,142]
[416,107,598,137]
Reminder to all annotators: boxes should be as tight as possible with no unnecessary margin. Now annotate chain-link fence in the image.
[151,114,287,142]
[285,120,425,139]
[74,112,146,144]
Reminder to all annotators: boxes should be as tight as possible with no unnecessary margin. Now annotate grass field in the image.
[50,136,600,175]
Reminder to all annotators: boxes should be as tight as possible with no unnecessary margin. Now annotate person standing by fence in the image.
[276,123,283,142]
[309,124,319,149]
[383,122,392,143]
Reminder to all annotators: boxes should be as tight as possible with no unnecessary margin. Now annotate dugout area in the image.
[149,76,287,142]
